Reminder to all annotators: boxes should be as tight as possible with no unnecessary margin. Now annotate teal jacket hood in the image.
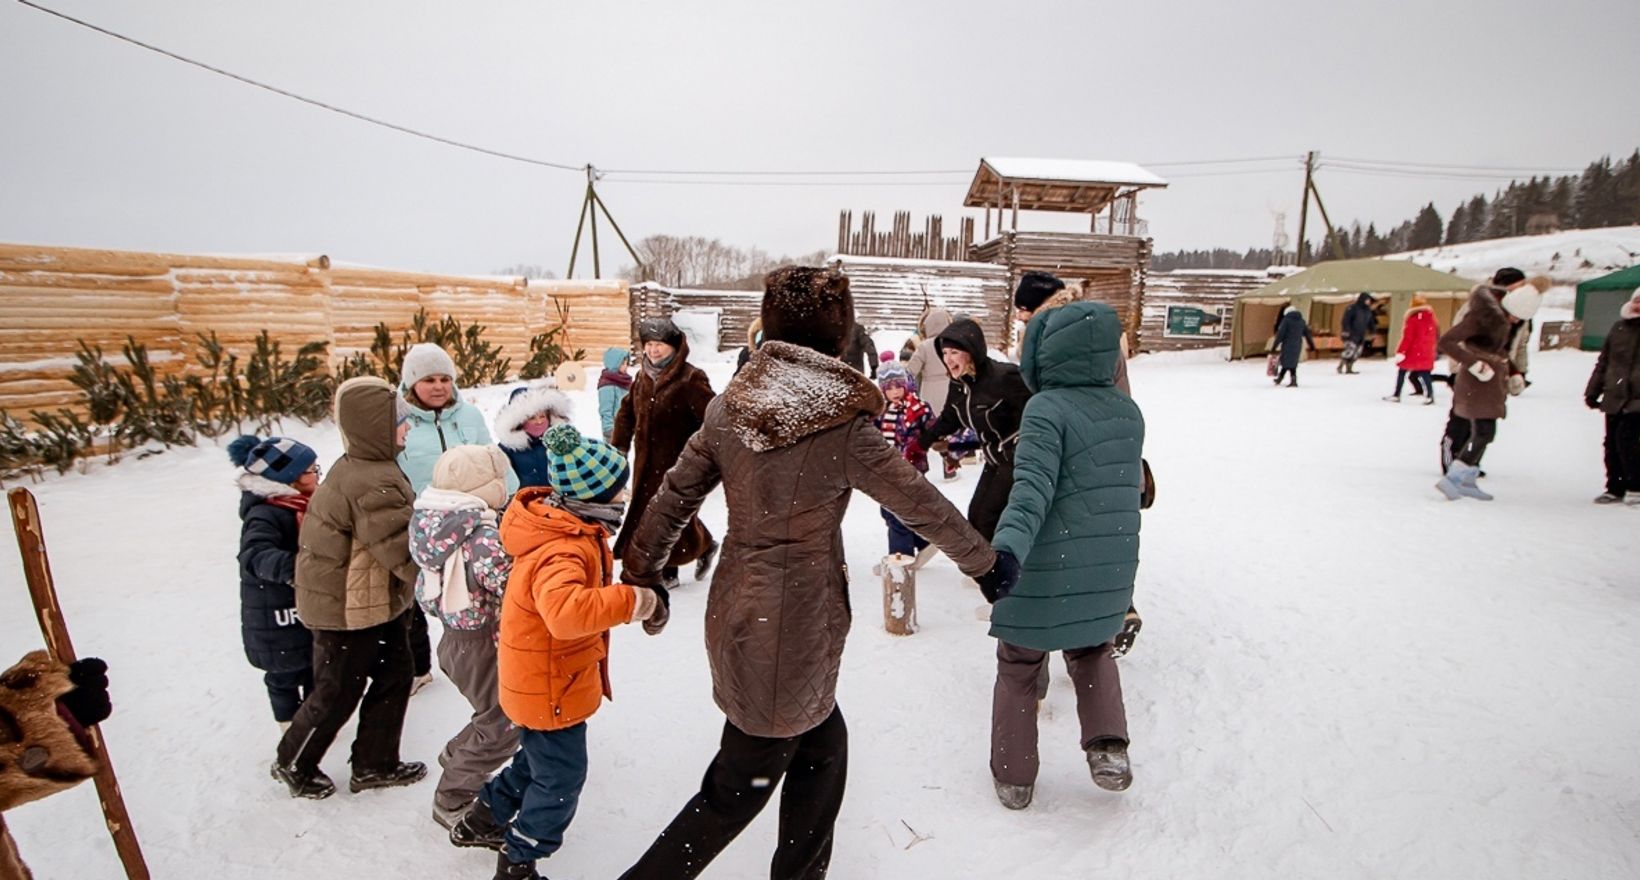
[602,347,628,371]
[1019,301,1123,393]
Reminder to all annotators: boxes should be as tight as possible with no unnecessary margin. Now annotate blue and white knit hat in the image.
[877,362,915,392]
[544,424,630,503]
[227,434,317,485]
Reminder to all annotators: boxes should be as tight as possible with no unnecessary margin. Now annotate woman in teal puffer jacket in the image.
[987,300,1145,811]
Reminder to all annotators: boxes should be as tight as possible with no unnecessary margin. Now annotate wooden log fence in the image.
[0,243,632,421]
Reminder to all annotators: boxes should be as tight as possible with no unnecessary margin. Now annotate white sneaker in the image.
[1626,496,1640,508]
[411,673,434,696]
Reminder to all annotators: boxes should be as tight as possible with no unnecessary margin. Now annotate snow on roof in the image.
[831,253,1010,272]
[981,157,1169,188]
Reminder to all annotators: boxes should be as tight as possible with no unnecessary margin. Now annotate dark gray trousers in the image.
[991,640,1127,787]
[434,622,519,811]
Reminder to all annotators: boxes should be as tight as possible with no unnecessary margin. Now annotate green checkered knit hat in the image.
[544,424,630,503]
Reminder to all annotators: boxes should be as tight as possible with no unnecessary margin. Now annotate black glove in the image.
[975,550,1021,605]
[62,657,111,727]
[1586,394,1601,410]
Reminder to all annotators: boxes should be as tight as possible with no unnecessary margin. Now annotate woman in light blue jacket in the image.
[397,343,500,495]
[394,342,507,689]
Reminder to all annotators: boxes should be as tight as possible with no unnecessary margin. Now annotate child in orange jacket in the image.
[447,425,666,880]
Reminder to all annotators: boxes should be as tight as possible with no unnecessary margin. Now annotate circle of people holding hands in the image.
[226,265,1146,879]
[223,260,1640,878]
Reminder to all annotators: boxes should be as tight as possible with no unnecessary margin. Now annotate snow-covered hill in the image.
[1389,226,1640,285]
[2,349,1636,878]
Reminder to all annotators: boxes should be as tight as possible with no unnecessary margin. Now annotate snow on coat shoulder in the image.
[723,341,885,452]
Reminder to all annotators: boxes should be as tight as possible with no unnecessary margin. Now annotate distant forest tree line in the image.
[1151,150,1640,272]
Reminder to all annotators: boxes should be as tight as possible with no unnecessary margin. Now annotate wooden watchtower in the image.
[964,157,1168,347]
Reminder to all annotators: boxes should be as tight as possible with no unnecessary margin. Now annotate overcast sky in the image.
[3,0,1637,277]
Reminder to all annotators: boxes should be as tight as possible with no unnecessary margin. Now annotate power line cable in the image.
[1326,155,1583,174]
[16,0,586,171]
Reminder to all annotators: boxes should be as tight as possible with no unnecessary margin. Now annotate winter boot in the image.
[694,539,720,582]
[1626,496,1640,508]
[1454,464,1493,501]
[1110,608,1143,658]
[660,567,682,593]
[1085,740,1132,792]
[1594,492,1624,504]
[433,797,473,831]
[271,761,336,800]
[349,761,428,793]
[494,851,544,879]
[450,799,507,850]
[1436,461,1469,500]
[994,779,1034,810]
[907,542,940,573]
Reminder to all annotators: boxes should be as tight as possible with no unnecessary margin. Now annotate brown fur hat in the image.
[761,266,855,358]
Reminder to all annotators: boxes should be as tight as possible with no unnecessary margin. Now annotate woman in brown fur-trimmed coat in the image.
[0,651,112,880]
[611,317,718,591]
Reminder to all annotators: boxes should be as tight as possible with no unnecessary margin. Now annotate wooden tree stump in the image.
[881,553,918,636]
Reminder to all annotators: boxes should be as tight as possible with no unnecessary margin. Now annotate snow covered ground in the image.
[3,347,1637,879]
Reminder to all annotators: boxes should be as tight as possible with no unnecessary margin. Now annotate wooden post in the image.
[1011,185,1020,231]
[1308,176,1347,261]
[1296,151,1315,266]
[566,183,592,279]
[8,488,150,879]
[881,553,918,635]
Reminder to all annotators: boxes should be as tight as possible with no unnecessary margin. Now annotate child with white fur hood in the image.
[495,382,575,490]
[409,444,519,830]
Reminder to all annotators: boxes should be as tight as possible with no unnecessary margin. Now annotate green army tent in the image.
[1230,258,1477,360]
[1574,265,1640,351]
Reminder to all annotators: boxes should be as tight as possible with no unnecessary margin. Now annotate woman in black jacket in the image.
[914,318,1032,539]
[229,434,321,732]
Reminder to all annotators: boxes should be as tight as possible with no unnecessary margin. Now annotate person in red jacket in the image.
[1384,294,1440,404]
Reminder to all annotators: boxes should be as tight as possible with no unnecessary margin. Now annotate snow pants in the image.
[991,640,1127,788]
[881,507,929,557]
[968,462,1015,542]
[1604,413,1640,497]
[263,667,313,724]
[276,610,413,776]
[434,623,518,813]
[1443,412,1498,469]
[618,707,848,880]
[482,724,587,866]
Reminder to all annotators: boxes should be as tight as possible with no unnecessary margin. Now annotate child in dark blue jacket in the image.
[229,434,321,731]
[495,383,575,490]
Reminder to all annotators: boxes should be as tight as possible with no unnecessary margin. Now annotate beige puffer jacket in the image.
[296,377,420,631]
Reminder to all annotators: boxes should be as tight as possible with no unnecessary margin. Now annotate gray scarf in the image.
[546,492,625,533]
[641,353,673,381]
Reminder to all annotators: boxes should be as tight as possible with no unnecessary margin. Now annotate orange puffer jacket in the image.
[497,487,638,731]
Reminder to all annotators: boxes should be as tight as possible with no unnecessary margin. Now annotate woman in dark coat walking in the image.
[611,317,718,590]
[1586,288,1640,505]
[1339,292,1376,373]
[1270,305,1318,387]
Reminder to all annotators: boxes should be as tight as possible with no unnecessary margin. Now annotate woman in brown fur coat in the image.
[611,317,718,591]
[0,651,112,880]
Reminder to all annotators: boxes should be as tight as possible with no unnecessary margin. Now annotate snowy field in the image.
[3,346,1637,879]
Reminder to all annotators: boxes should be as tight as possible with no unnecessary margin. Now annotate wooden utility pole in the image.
[566,165,644,280]
[1296,151,1315,266]
[8,488,150,879]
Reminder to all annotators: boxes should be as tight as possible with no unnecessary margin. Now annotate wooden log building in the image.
[1139,269,1285,353]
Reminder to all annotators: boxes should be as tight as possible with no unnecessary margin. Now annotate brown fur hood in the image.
[722,341,884,452]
